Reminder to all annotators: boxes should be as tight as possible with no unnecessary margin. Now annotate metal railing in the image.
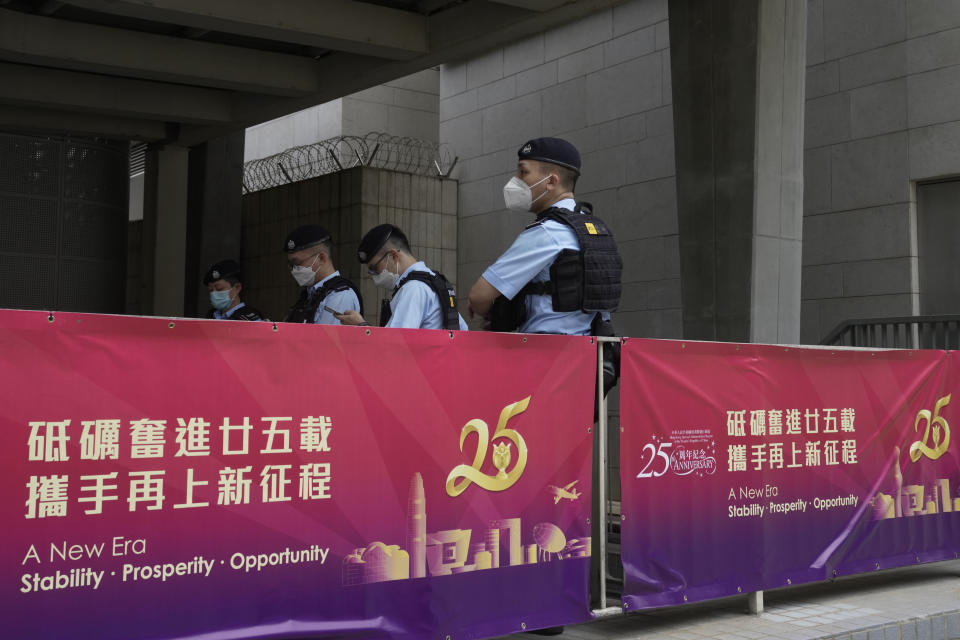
[242,132,457,193]
[820,315,960,349]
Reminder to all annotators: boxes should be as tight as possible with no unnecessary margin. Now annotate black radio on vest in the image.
[379,271,460,330]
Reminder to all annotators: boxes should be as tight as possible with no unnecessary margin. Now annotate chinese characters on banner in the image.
[724,407,857,473]
[1,310,596,640]
[25,416,333,518]
[620,340,960,611]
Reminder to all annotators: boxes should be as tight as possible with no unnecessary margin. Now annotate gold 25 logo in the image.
[445,397,530,497]
[910,394,951,463]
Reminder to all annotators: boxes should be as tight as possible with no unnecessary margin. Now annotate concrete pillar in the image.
[669,0,806,343]
[142,144,189,317]
[184,132,245,317]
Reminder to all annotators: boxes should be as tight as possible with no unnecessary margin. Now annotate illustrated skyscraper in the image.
[407,472,426,578]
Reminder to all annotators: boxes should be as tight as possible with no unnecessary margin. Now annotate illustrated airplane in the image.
[547,480,581,504]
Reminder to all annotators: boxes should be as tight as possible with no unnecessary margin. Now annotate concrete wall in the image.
[245,69,440,163]
[439,0,680,339]
[801,0,960,343]
[239,166,457,323]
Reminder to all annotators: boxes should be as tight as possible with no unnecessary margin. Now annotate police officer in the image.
[203,259,264,321]
[283,224,362,324]
[468,137,622,633]
[336,224,468,330]
[467,137,621,340]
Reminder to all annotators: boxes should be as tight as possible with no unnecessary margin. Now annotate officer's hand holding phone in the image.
[333,309,367,326]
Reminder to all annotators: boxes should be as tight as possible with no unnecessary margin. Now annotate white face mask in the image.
[290,253,319,287]
[503,175,550,212]
[371,255,401,290]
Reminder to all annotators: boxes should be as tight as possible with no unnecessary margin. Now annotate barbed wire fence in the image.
[241,132,458,193]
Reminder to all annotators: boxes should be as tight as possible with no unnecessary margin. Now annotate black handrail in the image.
[820,315,960,349]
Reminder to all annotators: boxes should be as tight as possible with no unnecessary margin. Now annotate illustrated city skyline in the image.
[342,473,589,585]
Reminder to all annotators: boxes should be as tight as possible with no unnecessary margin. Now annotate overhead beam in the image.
[60,0,429,61]
[427,0,618,57]
[181,0,625,145]
[0,104,169,141]
[0,8,321,97]
[487,0,570,10]
[0,62,234,125]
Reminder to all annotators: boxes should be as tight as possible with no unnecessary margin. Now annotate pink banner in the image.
[2,310,596,639]
[620,339,960,610]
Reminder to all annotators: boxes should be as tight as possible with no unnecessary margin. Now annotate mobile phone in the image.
[324,305,343,315]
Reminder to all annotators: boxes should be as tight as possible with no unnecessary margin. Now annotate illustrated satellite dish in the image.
[533,523,566,562]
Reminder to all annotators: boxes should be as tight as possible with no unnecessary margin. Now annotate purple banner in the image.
[2,310,597,639]
[620,339,960,610]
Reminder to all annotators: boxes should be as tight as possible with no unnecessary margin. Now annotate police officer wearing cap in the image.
[283,224,363,324]
[203,259,264,321]
[469,137,622,636]
[336,224,468,331]
[467,137,622,338]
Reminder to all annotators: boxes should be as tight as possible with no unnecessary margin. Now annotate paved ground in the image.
[508,561,960,640]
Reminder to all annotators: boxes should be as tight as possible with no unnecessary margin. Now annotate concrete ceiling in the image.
[0,0,620,145]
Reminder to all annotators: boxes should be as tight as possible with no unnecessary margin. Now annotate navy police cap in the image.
[284,224,331,253]
[203,259,241,285]
[517,137,581,175]
[357,224,397,263]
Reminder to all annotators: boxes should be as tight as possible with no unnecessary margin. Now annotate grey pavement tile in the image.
[823,614,853,622]
[918,617,932,639]
[851,631,870,640]
[838,620,869,631]
[902,620,918,640]
[780,628,823,640]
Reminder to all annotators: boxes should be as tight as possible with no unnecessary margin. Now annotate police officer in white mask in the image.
[283,224,363,324]
[336,224,467,331]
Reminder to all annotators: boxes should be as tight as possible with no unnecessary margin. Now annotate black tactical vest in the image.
[488,202,622,332]
[284,275,364,323]
[379,270,460,330]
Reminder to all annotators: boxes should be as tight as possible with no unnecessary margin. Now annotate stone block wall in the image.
[801,0,960,343]
[245,69,440,163]
[440,0,681,339]
[240,166,457,323]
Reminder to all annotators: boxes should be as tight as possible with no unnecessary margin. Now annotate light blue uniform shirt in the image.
[311,271,361,325]
[387,261,469,331]
[213,302,247,320]
[482,198,605,335]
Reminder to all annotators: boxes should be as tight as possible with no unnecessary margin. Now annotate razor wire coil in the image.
[242,132,455,193]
